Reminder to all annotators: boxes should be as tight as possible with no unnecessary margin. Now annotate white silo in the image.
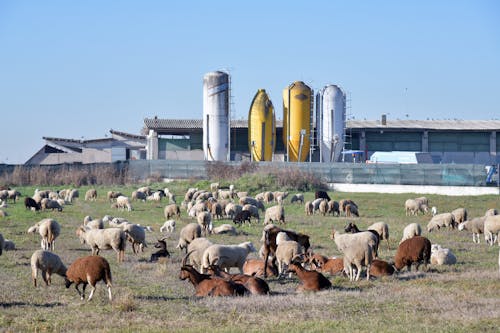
[203,71,230,161]
[317,84,346,162]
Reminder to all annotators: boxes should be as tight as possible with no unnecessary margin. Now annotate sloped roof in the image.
[347,119,500,131]
[144,118,284,131]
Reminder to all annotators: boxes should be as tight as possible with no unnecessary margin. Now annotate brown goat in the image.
[287,258,332,292]
[369,259,395,278]
[394,236,431,272]
[207,265,270,295]
[179,252,248,297]
[262,226,311,278]
[307,253,344,276]
[65,255,112,301]
[243,258,278,278]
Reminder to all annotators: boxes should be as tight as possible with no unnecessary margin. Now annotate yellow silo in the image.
[248,89,276,161]
[282,81,312,162]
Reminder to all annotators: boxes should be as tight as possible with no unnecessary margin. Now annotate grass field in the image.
[0,184,499,332]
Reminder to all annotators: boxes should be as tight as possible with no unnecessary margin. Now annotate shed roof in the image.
[347,119,500,131]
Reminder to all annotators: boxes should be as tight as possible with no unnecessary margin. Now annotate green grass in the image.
[0,184,499,332]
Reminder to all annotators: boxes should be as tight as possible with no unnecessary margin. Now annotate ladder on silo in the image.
[309,89,317,162]
[342,91,353,162]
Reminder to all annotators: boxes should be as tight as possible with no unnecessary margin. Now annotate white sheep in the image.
[430,244,457,265]
[76,226,127,262]
[186,237,214,271]
[197,211,212,235]
[311,198,323,213]
[160,220,176,233]
[275,239,303,277]
[28,218,61,251]
[176,223,202,252]
[164,204,181,219]
[331,229,373,281]
[224,202,242,219]
[485,208,498,216]
[211,224,237,235]
[427,213,455,232]
[201,241,257,273]
[113,196,132,211]
[484,215,500,246]
[264,204,285,225]
[84,188,97,201]
[368,222,390,249]
[405,199,427,216]
[458,217,486,243]
[121,223,147,254]
[451,207,468,224]
[400,223,422,244]
[65,189,79,203]
[83,216,104,229]
[304,201,313,215]
[40,198,63,212]
[30,249,67,287]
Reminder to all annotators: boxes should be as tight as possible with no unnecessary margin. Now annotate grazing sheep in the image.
[405,199,427,216]
[211,202,223,220]
[7,189,21,203]
[211,224,237,235]
[304,201,314,216]
[394,236,431,272]
[150,239,171,262]
[65,189,79,203]
[451,207,468,224]
[131,190,147,202]
[3,239,15,251]
[400,223,422,244]
[318,199,329,216]
[286,258,332,292]
[83,216,104,229]
[345,204,359,217]
[339,199,358,216]
[76,226,127,262]
[427,213,456,232]
[197,211,212,235]
[414,196,429,207]
[176,223,202,253]
[24,197,41,211]
[242,258,278,277]
[343,222,380,258]
[84,189,97,201]
[30,250,67,287]
[122,223,147,254]
[233,210,252,226]
[314,190,331,201]
[264,204,285,225]
[242,204,260,223]
[484,215,500,246]
[328,200,340,216]
[107,191,123,202]
[311,198,323,213]
[290,193,304,204]
[485,208,498,216]
[458,217,486,243]
[65,255,112,301]
[430,244,457,265]
[41,198,63,212]
[160,219,176,233]
[368,222,391,249]
[28,218,61,251]
[369,259,395,278]
[186,237,214,271]
[331,228,373,281]
[225,202,242,219]
[113,196,132,211]
[201,241,257,274]
[263,191,274,203]
[164,204,181,219]
[275,239,304,277]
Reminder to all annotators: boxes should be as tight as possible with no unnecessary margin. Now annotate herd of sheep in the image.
[0,184,499,301]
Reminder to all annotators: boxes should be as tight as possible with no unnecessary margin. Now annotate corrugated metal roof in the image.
[144,118,284,130]
[347,119,500,130]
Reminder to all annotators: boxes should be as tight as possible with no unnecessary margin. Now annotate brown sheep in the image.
[369,259,395,278]
[65,255,113,301]
[394,236,431,272]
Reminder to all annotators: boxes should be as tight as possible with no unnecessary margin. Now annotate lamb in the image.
[451,207,468,224]
[164,204,181,219]
[30,249,67,287]
[201,241,257,273]
[400,223,422,244]
[369,259,395,278]
[427,213,456,232]
[405,199,427,216]
[160,219,176,233]
[197,211,212,235]
[211,224,237,235]
[286,257,332,292]
[150,238,171,262]
[458,217,486,243]
[84,189,97,201]
[290,193,304,204]
[186,237,214,271]
[28,218,61,251]
[484,215,500,246]
[176,223,202,253]
[331,228,373,281]
[368,222,391,249]
[76,226,127,262]
[65,255,113,301]
[3,239,15,251]
[275,238,304,277]
[304,201,314,216]
[264,204,285,225]
[393,236,431,272]
[430,244,457,265]
[24,197,41,211]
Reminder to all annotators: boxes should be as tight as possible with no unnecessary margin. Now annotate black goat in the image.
[233,210,252,226]
[315,190,331,201]
[24,197,41,211]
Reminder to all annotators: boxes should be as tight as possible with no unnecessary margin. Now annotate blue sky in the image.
[1,1,499,163]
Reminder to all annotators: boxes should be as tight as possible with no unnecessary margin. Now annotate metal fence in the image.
[126,160,495,187]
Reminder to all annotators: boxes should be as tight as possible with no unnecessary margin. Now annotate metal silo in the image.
[248,89,276,161]
[317,84,346,162]
[282,81,313,162]
[203,71,230,161]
